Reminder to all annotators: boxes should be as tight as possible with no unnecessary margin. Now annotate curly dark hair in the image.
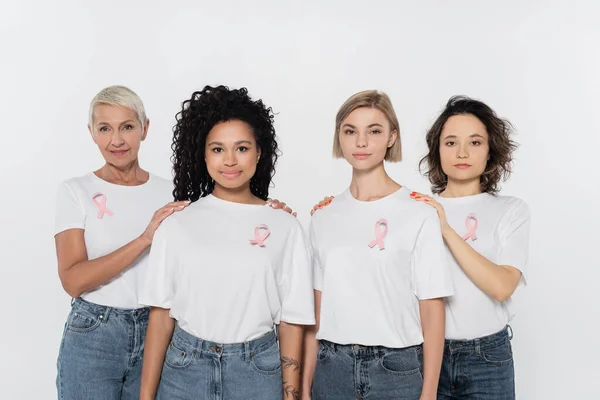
[419,95,518,194]
[171,85,279,202]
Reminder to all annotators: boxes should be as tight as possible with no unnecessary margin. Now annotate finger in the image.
[283,206,293,213]
[292,212,297,217]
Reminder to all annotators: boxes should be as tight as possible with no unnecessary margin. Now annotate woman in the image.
[303,90,453,400]
[54,85,189,399]
[139,85,315,400]
[54,85,294,399]
[412,96,530,399]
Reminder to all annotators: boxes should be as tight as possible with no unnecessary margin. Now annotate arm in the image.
[441,227,521,302]
[302,290,321,399]
[418,298,445,400]
[410,192,522,302]
[55,201,189,298]
[279,322,305,400]
[140,307,175,400]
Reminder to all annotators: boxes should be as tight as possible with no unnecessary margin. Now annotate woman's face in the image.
[205,120,260,191]
[88,105,148,169]
[439,114,490,184]
[338,107,397,171]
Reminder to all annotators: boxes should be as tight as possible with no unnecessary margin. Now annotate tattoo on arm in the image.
[283,381,300,399]
[281,356,303,373]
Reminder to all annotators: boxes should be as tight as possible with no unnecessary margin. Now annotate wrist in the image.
[136,234,152,248]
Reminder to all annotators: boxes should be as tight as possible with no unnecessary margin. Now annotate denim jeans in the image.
[438,326,515,400]
[156,324,282,400]
[312,340,424,399]
[56,298,149,399]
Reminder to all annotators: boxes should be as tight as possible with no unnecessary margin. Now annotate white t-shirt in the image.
[139,194,315,344]
[311,186,454,348]
[54,172,173,309]
[436,193,530,340]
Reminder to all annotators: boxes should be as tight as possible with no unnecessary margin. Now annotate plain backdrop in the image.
[1,0,599,398]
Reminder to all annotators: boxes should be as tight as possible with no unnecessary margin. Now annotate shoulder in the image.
[491,195,530,219]
[310,190,349,222]
[57,173,96,197]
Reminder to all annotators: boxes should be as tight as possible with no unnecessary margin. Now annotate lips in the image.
[352,153,371,160]
[110,150,129,157]
[454,164,471,169]
[221,171,242,179]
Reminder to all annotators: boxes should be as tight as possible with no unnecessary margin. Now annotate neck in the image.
[211,183,263,204]
[96,161,148,186]
[349,163,400,201]
[441,178,482,198]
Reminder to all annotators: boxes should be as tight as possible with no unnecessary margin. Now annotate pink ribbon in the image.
[368,219,388,250]
[249,224,270,247]
[461,213,478,241]
[92,192,114,219]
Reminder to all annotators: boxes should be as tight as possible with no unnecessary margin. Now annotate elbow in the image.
[490,287,514,303]
[60,276,83,299]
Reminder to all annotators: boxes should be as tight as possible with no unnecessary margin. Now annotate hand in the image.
[409,192,450,232]
[139,201,190,245]
[267,198,297,217]
[310,196,334,216]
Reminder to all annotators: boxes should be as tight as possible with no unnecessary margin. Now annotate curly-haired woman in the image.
[139,85,315,400]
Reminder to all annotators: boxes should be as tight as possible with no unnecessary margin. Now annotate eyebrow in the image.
[443,133,486,139]
[95,120,136,126]
[207,140,253,146]
[341,123,384,129]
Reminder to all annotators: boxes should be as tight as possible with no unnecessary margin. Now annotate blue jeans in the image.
[312,340,423,399]
[438,326,515,400]
[157,324,282,400]
[56,298,149,399]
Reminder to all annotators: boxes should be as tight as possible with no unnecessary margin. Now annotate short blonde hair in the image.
[333,90,402,162]
[88,85,147,128]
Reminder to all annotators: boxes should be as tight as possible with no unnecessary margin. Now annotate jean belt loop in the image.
[474,338,481,355]
[507,324,514,340]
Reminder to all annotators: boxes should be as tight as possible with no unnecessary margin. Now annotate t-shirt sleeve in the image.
[138,221,177,309]
[309,220,324,292]
[279,223,316,325]
[411,210,454,300]
[54,181,86,235]
[497,200,531,283]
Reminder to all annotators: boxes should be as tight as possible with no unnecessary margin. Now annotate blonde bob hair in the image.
[332,90,402,162]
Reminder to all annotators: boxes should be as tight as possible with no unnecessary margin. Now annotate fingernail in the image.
[415,196,421,199]
[424,199,429,202]
[317,205,322,209]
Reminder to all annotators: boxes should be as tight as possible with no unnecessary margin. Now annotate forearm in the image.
[302,324,318,397]
[279,322,304,400]
[442,227,519,302]
[60,236,150,297]
[140,307,175,400]
[419,298,445,399]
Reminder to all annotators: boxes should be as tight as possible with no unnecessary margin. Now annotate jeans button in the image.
[353,344,359,351]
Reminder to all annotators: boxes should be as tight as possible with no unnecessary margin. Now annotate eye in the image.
[99,126,110,133]
[471,140,481,146]
[445,141,456,146]
[370,130,381,135]
[237,146,249,152]
[212,147,223,153]
[123,124,134,131]
[343,129,355,135]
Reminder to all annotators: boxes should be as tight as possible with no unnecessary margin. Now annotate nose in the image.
[457,143,468,159]
[223,150,238,167]
[355,131,368,148]
[111,131,125,147]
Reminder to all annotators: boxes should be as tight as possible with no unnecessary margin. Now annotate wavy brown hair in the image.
[419,95,517,194]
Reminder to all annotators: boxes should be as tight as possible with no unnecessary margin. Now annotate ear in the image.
[141,119,150,141]
[387,129,398,148]
[257,148,261,163]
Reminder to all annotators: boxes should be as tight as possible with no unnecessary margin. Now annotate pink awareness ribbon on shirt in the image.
[368,219,388,250]
[461,213,478,241]
[92,192,114,219]
[249,224,270,247]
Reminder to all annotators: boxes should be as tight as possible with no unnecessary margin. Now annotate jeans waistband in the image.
[320,340,421,359]
[172,324,277,358]
[72,297,149,323]
[445,326,512,354]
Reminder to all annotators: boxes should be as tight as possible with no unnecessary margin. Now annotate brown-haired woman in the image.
[411,95,531,399]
